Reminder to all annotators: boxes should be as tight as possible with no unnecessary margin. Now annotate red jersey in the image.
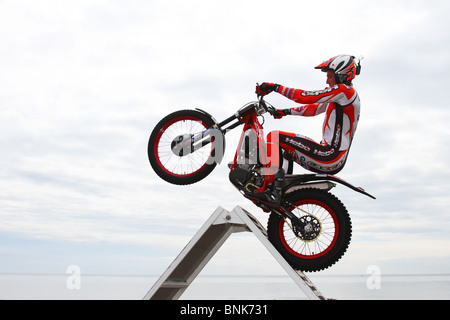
[277,84,360,152]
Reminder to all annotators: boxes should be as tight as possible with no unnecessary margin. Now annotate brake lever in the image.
[255,82,262,98]
[263,100,276,115]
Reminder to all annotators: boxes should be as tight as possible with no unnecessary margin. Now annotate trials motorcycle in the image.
[147,87,375,272]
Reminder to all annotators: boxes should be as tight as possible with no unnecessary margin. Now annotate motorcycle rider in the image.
[256,55,362,203]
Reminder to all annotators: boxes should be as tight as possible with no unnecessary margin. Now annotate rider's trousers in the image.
[266,131,349,175]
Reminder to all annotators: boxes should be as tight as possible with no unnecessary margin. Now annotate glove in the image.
[256,82,281,96]
[273,109,291,119]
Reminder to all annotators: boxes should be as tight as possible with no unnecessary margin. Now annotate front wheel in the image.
[148,109,221,185]
[267,189,352,272]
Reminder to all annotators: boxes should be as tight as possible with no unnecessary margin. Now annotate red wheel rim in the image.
[153,116,213,178]
[278,199,339,259]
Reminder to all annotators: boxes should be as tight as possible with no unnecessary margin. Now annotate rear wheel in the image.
[267,189,352,272]
[148,110,220,185]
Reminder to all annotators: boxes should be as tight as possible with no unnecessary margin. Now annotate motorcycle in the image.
[147,86,375,272]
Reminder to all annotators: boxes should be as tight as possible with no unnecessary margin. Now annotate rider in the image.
[257,55,362,203]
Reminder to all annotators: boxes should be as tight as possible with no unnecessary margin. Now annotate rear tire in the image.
[267,188,352,272]
[148,110,219,185]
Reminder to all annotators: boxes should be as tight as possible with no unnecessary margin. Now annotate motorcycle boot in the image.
[270,168,285,204]
[246,168,285,205]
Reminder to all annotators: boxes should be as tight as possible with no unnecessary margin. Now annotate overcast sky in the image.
[1,0,450,285]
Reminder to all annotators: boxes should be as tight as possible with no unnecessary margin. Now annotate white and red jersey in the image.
[269,84,360,174]
[277,84,360,151]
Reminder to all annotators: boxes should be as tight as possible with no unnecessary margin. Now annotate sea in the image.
[1,273,449,300]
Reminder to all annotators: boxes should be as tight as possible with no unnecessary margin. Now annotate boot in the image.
[270,169,285,204]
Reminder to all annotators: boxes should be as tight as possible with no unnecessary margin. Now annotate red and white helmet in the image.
[315,55,361,84]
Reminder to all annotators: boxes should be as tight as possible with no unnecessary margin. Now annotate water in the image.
[1,274,449,300]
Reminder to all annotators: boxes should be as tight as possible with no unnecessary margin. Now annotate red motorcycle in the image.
[148,86,375,272]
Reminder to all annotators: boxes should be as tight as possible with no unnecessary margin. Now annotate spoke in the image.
[155,118,213,176]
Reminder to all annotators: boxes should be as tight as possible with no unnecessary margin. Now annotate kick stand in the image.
[143,206,326,300]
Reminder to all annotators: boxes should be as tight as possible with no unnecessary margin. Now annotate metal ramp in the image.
[143,206,326,300]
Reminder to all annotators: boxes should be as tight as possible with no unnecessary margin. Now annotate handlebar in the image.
[256,83,276,116]
[217,85,278,133]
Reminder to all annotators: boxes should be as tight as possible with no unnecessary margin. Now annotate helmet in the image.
[315,55,361,84]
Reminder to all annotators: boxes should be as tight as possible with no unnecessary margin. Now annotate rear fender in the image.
[317,174,376,199]
[283,173,376,199]
[285,181,336,194]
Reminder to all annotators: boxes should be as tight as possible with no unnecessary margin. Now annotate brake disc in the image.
[293,215,321,242]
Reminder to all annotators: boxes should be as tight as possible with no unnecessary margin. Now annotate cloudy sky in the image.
[1,0,450,284]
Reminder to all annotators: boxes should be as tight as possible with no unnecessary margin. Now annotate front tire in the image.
[267,189,352,272]
[148,109,219,185]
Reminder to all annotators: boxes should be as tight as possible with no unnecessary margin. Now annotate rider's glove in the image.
[273,109,291,119]
[256,82,281,96]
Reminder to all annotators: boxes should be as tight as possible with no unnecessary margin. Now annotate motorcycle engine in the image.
[229,164,265,193]
[229,130,265,192]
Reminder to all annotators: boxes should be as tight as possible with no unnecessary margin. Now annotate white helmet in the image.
[315,55,362,84]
